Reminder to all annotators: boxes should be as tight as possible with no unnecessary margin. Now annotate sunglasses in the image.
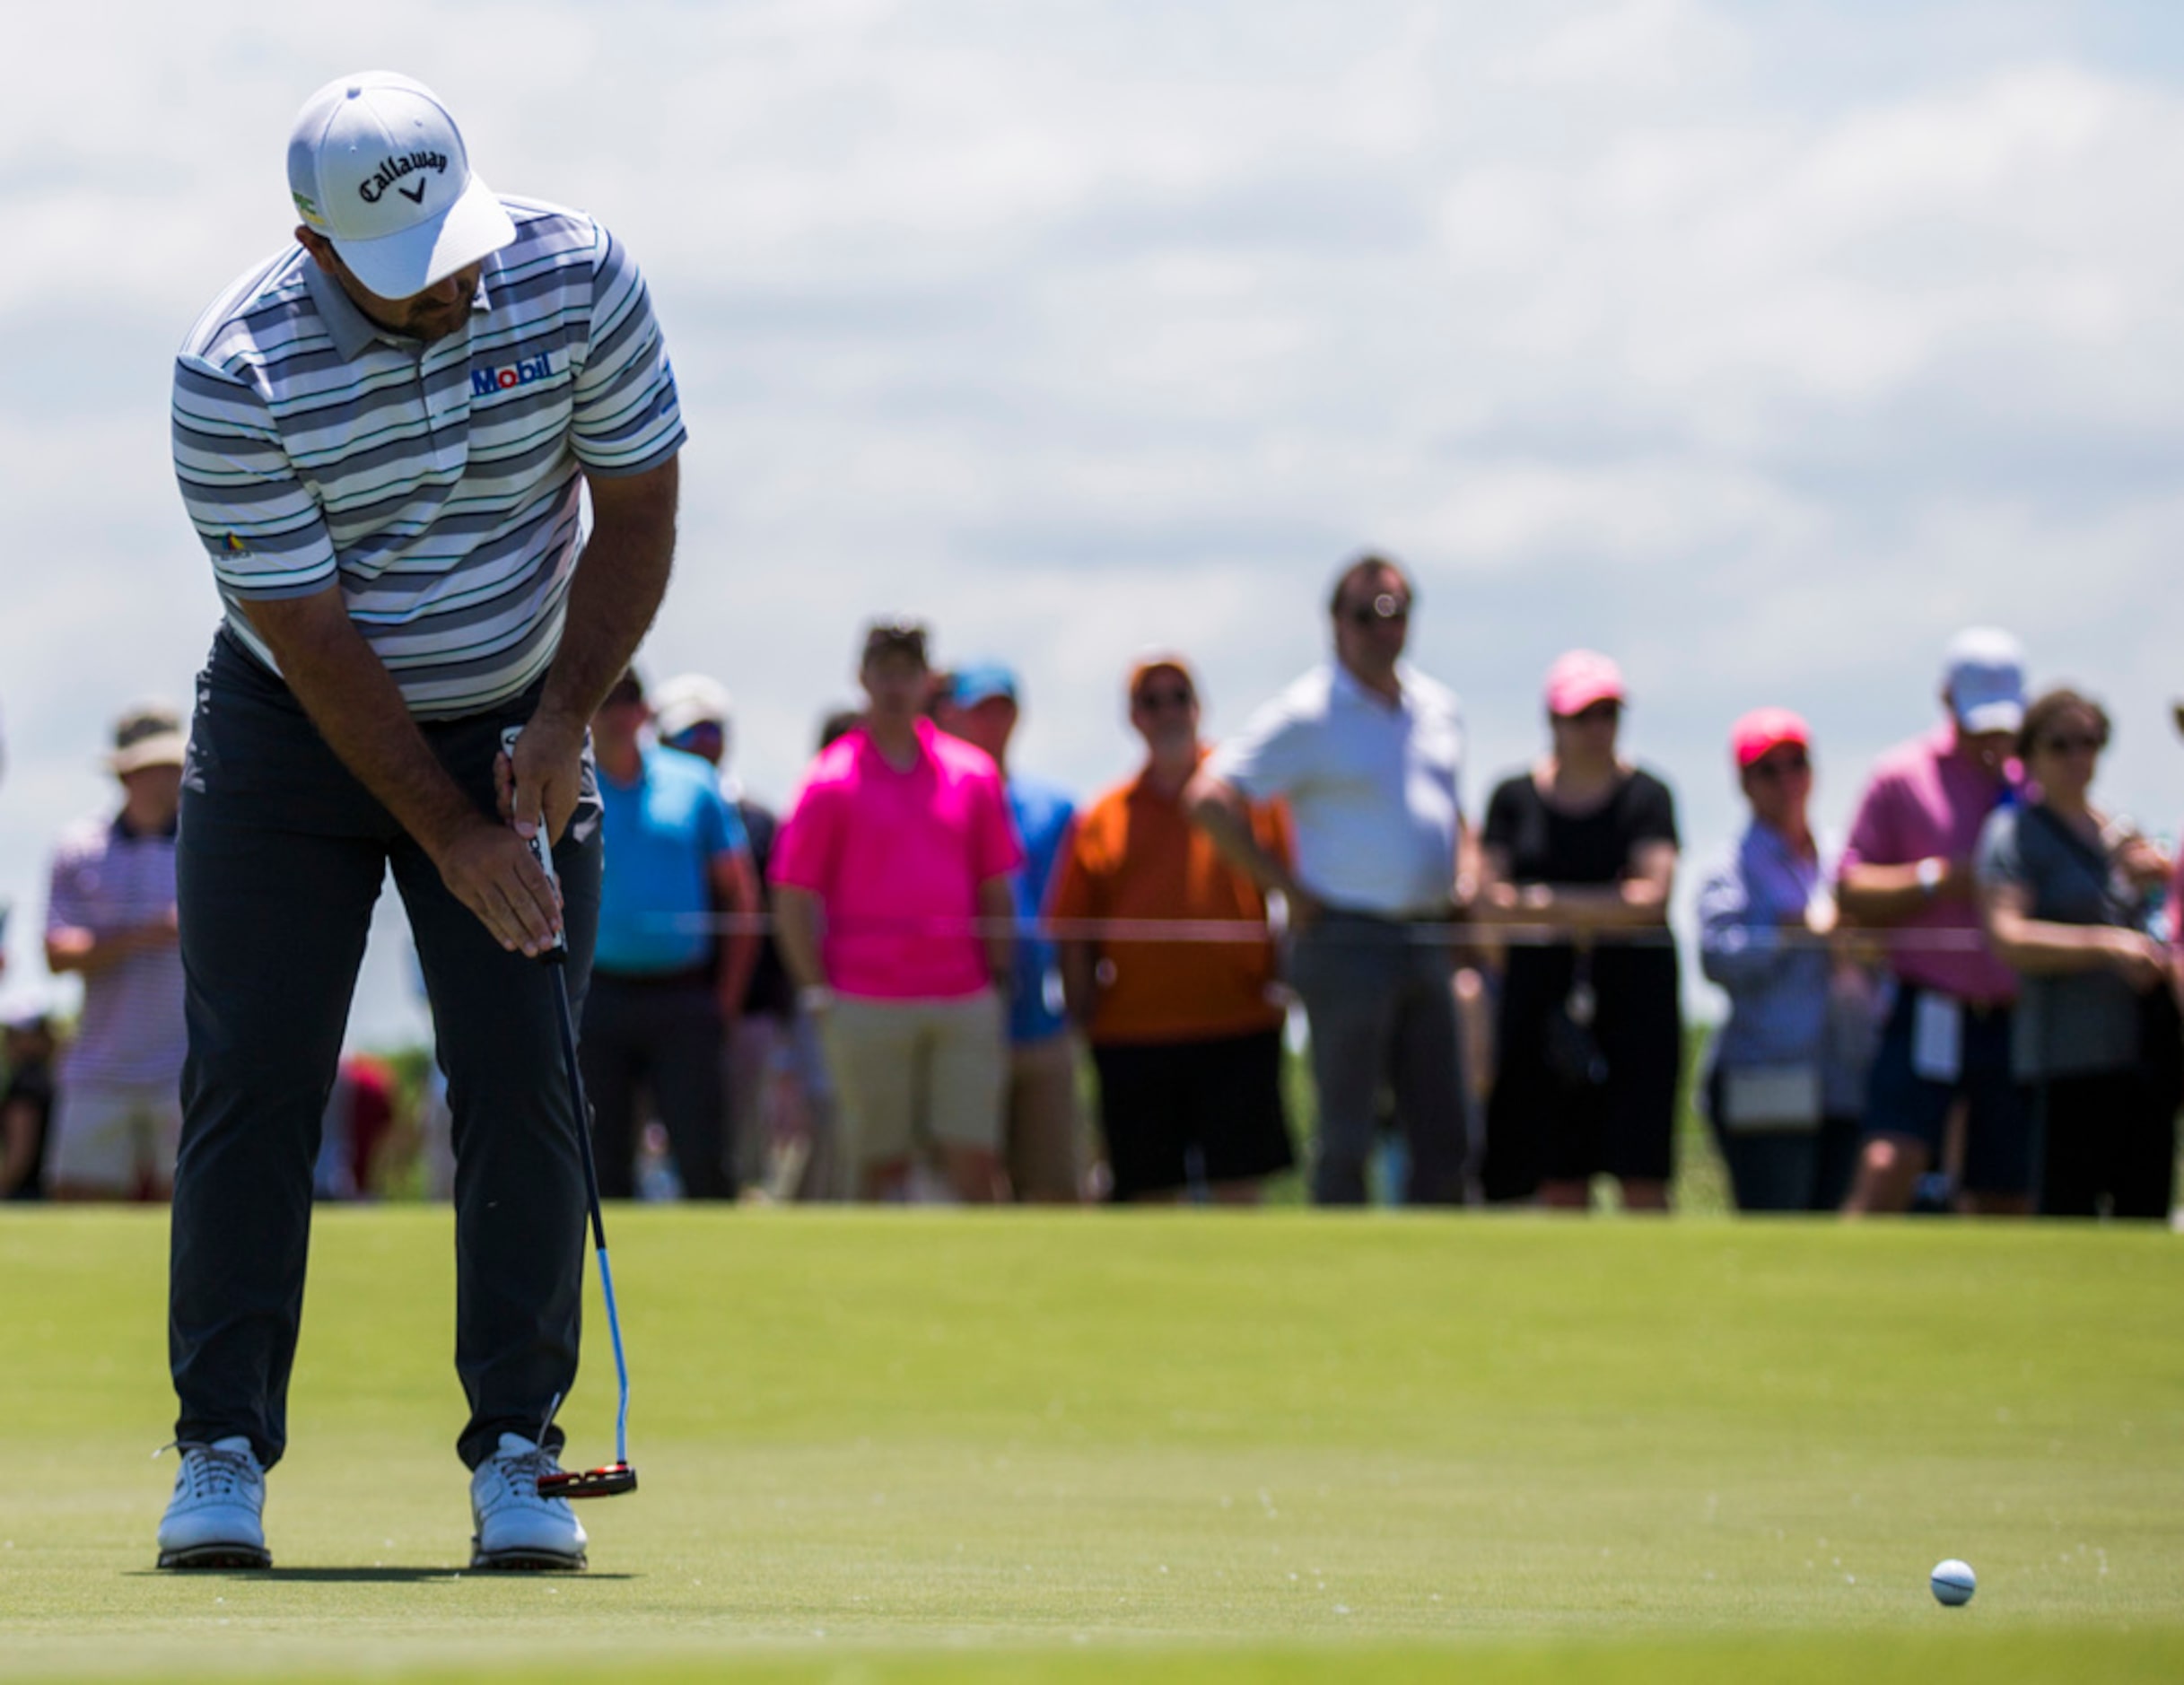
[1342,596,1410,628]
[1747,751,1811,780]
[2037,734,2105,755]
[1133,685,1195,712]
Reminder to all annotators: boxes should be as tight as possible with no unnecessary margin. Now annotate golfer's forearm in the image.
[772,886,827,992]
[238,597,477,858]
[537,458,678,730]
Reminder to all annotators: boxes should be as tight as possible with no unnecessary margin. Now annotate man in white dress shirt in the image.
[1185,554,1471,1204]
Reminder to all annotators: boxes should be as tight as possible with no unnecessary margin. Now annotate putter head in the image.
[538,1462,637,1499]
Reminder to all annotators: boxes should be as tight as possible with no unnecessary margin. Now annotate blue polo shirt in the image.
[1008,773,1077,1043]
[595,745,747,975]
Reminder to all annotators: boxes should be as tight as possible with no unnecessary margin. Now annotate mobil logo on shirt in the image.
[471,352,555,398]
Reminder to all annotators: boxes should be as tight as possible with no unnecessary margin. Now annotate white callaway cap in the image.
[287,72,515,300]
[1942,626,2028,735]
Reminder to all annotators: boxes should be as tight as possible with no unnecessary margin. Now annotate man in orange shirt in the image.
[1052,656,1295,1202]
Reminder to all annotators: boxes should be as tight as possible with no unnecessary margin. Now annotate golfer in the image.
[158,72,685,1572]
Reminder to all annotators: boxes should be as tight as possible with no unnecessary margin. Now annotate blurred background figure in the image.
[1977,689,2179,1220]
[1697,709,1874,1213]
[1478,652,1682,1212]
[1054,655,1296,1205]
[312,1052,397,1201]
[1189,554,1470,1207]
[41,703,189,1200]
[773,622,1021,1201]
[937,661,1083,1204]
[1838,630,2031,1217]
[1,997,57,1201]
[654,671,834,1200]
[581,669,757,1201]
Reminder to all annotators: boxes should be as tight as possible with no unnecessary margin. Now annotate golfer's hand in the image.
[497,713,587,845]
[436,817,563,956]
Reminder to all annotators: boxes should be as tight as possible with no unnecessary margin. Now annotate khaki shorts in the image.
[1007,1033,1084,1201]
[46,1078,181,1194]
[822,992,1006,1173]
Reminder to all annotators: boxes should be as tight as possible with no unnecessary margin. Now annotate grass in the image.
[1,1208,2180,1681]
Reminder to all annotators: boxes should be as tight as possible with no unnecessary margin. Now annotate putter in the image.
[502,727,637,1500]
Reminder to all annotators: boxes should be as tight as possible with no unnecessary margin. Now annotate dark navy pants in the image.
[580,972,731,1200]
[170,633,602,1471]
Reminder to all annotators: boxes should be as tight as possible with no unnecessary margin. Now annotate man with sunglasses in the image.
[1053,656,1297,1202]
[1837,629,2032,1216]
[1186,555,1471,1205]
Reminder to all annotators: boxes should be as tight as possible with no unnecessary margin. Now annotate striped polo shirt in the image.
[171,196,686,719]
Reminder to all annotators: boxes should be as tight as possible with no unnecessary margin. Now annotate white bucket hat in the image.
[286,72,515,299]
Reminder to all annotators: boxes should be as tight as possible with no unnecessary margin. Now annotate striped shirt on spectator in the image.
[171,196,686,719]
[46,815,188,1089]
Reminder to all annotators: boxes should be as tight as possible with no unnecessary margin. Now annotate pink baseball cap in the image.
[1543,650,1626,718]
[1730,706,1811,770]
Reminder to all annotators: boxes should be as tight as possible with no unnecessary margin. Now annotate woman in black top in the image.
[1976,689,2180,1218]
[1478,651,1682,1209]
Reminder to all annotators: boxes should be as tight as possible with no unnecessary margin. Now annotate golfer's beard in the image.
[407,301,473,343]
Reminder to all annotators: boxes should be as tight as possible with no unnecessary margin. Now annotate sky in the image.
[4,0,2183,1045]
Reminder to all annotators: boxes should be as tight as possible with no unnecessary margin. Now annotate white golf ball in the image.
[1930,1558,1976,1606]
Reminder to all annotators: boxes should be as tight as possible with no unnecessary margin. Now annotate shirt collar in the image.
[110,809,179,842]
[857,716,938,773]
[1128,746,1208,802]
[1329,659,1413,714]
[301,256,494,362]
[1927,718,2018,795]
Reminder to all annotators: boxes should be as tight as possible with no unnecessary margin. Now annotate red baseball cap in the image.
[1730,706,1811,770]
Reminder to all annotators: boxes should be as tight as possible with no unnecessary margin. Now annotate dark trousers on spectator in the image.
[1704,1069,1860,1212]
[170,633,601,1472]
[2033,989,2181,1218]
[1289,912,1468,1205]
[2033,1072,2175,1218]
[579,971,732,1200]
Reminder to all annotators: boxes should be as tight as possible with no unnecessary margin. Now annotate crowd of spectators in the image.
[4,555,2180,1221]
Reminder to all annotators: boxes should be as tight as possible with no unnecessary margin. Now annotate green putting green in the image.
[2,1207,2178,1681]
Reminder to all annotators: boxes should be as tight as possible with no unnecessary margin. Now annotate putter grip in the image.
[500,725,567,956]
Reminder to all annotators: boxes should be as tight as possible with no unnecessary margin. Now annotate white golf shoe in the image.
[156,1436,271,1569]
[469,1433,588,1570]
